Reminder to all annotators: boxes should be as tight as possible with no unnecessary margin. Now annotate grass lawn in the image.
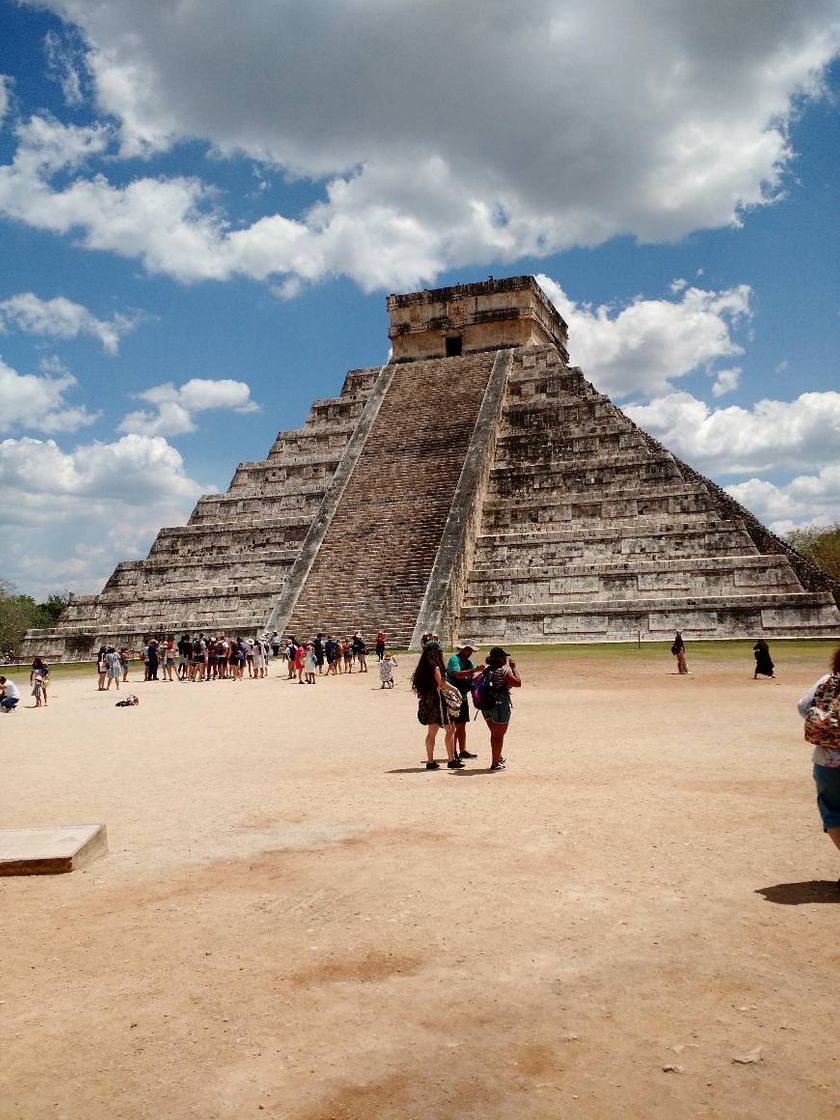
[495,637,838,664]
[5,637,836,678]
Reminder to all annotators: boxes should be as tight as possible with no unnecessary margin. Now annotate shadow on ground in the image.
[385,764,495,775]
[755,880,840,905]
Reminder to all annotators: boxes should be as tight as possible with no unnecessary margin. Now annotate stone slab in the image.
[0,824,107,876]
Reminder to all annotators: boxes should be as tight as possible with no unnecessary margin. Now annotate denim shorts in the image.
[814,764,840,831]
[482,697,512,725]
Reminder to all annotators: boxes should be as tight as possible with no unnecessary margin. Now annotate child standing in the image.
[31,668,45,707]
[304,643,317,684]
[379,653,397,689]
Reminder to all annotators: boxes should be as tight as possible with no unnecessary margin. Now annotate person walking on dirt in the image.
[753,639,775,679]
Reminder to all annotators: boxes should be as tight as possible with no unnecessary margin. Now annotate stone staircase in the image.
[284,353,497,647]
[458,346,840,643]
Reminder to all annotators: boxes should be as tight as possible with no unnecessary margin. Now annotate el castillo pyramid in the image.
[23,276,840,660]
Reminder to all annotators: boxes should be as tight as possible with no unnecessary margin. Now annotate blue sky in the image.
[0,0,838,599]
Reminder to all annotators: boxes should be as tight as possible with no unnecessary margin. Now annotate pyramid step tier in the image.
[465,556,802,605]
[474,527,759,565]
[481,507,727,532]
[461,590,840,643]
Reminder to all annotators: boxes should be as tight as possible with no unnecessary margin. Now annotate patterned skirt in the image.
[417,689,452,726]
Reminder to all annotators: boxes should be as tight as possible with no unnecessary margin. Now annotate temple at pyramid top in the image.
[387,275,569,361]
[22,276,840,661]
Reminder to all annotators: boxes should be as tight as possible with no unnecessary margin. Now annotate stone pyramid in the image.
[23,276,840,660]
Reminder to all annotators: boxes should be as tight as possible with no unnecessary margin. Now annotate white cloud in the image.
[0,292,139,354]
[0,432,204,502]
[0,433,210,596]
[43,29,86,107]
[726,465,840,533]
[537,275,752,397]
[0,3,836,289]
[0,355,99,433]
[118,377,260,436]
[625,390,840,474]
[711,367,741,397]
[0,75,10,127]
[0,116,238,282]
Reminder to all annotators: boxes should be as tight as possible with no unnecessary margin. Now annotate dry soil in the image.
[2,647,839,1119]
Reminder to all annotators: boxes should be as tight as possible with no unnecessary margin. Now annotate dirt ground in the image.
[2,645,839,1120]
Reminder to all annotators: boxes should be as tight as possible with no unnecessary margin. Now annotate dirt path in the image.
[2,649,839,1119]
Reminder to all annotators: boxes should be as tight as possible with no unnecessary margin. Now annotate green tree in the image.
[0,581,42,654]
[38,592,71,626]
[0,581,71,654]
[786,523,840,580]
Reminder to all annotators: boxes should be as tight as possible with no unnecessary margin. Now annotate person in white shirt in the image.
[378,653,397,689]
[0,675,20,712]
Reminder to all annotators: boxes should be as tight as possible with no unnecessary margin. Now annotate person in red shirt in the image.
[294,641,306,683]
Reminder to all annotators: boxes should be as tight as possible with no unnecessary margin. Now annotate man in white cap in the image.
[446,642,480,760]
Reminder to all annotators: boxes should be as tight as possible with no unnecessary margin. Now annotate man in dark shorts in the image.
[446,642,479,760]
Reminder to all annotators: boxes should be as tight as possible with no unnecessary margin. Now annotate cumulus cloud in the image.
[118,377,260,437]
[0,355,99,433]
[0,292,139,353]
[726,465,840,534]
[0,432,211,596]
[0,115,237,283]
[0,432,203,502]
[625,390,840,474]
[537,275,752,397]
[0,3,836,289]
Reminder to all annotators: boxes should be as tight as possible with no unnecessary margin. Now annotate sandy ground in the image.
[2,648,839,1120]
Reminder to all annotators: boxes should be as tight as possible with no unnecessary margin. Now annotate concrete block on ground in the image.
[0,824,107,876]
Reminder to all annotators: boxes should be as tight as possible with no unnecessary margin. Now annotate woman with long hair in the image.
[411,640,462,770]
[798,645,840,881]
[30,655,49,707]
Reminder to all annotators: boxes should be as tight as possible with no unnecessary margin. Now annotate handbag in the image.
[804,675,840,749]
[439,687,463,718]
